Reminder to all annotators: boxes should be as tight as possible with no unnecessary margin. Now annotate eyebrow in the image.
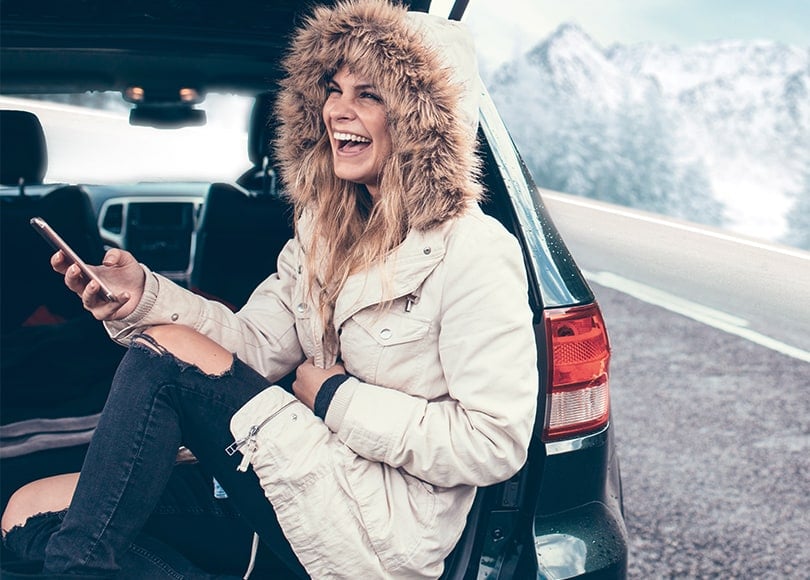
[326,77,378,92]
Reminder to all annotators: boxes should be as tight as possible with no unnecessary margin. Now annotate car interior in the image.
[0,2,534,572]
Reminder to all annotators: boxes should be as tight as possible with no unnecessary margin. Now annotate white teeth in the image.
[333,131,370,143]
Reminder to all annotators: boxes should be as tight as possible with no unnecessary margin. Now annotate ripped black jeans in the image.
[3,339,308,579]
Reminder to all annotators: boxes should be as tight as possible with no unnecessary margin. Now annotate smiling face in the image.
[322,67,392,199]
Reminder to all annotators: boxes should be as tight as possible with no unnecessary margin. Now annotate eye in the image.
[360,91,382,103]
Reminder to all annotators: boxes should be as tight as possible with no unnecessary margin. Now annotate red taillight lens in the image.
[543,303,611,440]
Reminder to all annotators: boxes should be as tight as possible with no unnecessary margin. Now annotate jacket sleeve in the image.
[104,238,305,381]
[324,220,539,488]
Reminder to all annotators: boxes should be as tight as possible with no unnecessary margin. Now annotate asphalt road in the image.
[543,191,810,359]
[543,192,810,578]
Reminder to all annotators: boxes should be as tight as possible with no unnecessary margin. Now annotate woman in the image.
[1,0,538,578]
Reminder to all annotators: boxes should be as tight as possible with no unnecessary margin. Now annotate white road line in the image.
[544,191,810,262]
[584,269,810,364]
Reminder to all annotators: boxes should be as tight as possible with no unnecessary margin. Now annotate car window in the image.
[0,92,252,184]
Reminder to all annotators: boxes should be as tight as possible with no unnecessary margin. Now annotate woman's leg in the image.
[2,474,78,540]
[3,466,292,579]
[35,325,307,578]
[140,463,295,579]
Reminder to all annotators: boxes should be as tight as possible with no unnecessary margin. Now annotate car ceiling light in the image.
[125,86,145,102]
[179,88,199,103]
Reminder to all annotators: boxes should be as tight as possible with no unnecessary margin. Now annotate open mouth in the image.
[334,131,371,152]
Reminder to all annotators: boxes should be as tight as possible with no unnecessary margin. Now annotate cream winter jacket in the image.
[105,204,537,578]
[105,1,538,577]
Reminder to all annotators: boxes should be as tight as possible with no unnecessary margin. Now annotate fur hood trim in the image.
[275,0,483,230]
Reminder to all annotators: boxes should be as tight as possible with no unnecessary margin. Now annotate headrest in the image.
[248,92,276,167]
[0,110,48,186]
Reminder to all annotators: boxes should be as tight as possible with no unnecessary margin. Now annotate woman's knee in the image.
[1,473,79,536]
[137,325,233,376]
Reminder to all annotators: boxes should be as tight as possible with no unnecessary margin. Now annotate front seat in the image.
[236,91,279,195]
[190,182,293,310]
[0,110,48,193]
[190,93,294,310]
[0,109,106,327]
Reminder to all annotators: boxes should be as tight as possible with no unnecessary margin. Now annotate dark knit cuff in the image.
[314,374,351,420]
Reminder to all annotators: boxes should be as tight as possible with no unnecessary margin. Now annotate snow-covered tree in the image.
[783,167,810,251]
[488,24,724,228]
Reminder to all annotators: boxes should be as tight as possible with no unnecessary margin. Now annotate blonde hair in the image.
[292,104,410,346]
[274,0,485,345]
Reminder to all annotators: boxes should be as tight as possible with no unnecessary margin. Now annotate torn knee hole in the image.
[132,331,233,377]
[133,333,168,355]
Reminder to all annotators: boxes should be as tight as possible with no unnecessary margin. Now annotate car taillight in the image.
[543,303,611,440]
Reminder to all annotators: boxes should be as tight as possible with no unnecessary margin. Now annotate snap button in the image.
[171,313,179,322]
[379,328,392,340]
[423,247,431,255]
[290,413,298,422]
[296,303,307,314]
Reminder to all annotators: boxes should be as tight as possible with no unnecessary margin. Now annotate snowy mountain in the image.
[486,24,810,247]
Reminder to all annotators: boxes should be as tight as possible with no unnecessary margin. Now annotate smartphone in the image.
[30,216,118,302]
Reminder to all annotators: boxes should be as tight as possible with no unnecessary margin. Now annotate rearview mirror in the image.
[129,105,207,129]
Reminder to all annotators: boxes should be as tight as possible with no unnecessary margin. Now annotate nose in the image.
[326,93,356,122]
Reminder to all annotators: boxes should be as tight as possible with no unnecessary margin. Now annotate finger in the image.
[84,279,123,305]
[101,293,134,321]
[80,280,105,311]
[64,263,89,294]
[82,284,129,320]
[102,248,124,267]
[51,250,69,273]
[86,299,123,321]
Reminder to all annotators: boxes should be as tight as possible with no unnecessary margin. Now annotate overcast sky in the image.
[431,0,810,72]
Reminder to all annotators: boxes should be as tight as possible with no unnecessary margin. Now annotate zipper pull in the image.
[226,424,260,456]
[236,438,257,472]
[226,425,259,472]
[224,401,298,473]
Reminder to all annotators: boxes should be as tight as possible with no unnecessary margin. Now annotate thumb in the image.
[102,248,132,267]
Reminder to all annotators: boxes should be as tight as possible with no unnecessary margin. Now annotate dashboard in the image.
[87,184,208,285]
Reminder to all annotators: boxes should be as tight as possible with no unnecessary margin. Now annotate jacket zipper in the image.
[225,400,297,472]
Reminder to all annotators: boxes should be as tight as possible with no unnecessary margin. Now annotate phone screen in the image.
[30,217,118,302]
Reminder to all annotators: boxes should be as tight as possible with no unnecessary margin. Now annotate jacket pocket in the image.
[341,309,431,384]
[226,398,298,472]
[343,461,439,573]
[228,386,333,501]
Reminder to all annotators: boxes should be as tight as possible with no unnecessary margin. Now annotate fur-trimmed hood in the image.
[274,0,483,231]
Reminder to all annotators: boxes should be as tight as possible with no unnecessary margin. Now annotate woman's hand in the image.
[52,248,146,321]
[293,358,346,411]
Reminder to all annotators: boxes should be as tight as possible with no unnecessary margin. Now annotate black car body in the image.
[0,1,628,577]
